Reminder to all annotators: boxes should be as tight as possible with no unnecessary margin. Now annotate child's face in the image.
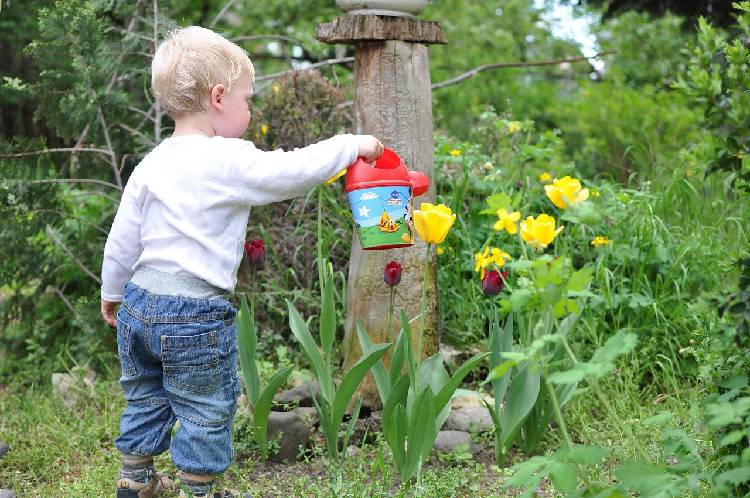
[214,70,253,138]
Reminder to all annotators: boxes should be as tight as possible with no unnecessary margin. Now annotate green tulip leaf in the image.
[355,320,391,402]
[320,273,336,361]
[253,366,293,460]
[331,342,391,434]
[434,352,489,414]
[501,366,541,449]
[287,300,333,403]
[237,295,260,406]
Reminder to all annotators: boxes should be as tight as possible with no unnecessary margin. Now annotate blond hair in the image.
[151,26,254,116]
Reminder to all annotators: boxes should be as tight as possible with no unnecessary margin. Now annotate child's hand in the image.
[101,299,119,328]
[356,135,384,164]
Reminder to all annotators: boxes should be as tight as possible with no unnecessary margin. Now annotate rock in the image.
[0,442,8,458]
[443,406,493,433]
[295,406,318,426]
[346,445,360,457]
[0,490,15,498]
[51,367,96,408]
[433,430,480,455]
[349,413,382,446]
[451,389,494,410]
[273,380,319,407]
[439,344,463,369]
[266,409,313,463]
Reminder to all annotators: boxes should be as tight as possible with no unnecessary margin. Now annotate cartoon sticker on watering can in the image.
[345,148,430,250]
[348,186,414,249]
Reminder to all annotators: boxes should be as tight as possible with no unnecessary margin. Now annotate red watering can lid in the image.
[345,147,430,197]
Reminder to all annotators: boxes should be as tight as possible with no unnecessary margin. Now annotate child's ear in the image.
[209,84,226,110]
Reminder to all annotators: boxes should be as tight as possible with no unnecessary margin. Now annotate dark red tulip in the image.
[482,270,507,296]
[244,239,266,268]
[384,260,403,287]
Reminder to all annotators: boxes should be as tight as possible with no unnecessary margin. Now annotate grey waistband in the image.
[130,266,228,299]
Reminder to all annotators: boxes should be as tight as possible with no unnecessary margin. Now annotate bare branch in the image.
[209,0,239,28]
[119,123,157,148]
[152,0,162,142]
[75,0,147,148]
[334,51,616,109]
[127,105,156,123]
[431,51,615,91]
[45,225,102,285]
[232,34,315,49]
[51,286,80,317]
[96,105,123,190]
[26,178,122,191]
[0,147,114,158]
[255,57,355,82]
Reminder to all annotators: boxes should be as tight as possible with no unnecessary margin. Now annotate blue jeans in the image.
[114,282,240,476]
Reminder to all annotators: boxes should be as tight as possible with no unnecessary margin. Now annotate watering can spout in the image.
[344,148,430,250]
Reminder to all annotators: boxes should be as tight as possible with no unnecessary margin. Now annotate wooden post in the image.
[317,15,446,408]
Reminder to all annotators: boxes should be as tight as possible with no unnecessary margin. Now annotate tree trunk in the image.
[341,39,439,408]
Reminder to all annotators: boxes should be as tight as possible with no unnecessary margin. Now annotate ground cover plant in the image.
[1,1,750,497]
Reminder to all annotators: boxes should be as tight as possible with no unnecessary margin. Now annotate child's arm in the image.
[230,134,382,205]
[100,184,142,307]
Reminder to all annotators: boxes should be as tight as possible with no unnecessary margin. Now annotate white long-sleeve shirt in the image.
[100,134,359,302]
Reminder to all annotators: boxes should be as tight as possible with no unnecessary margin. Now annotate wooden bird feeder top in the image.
[316,15,446,44]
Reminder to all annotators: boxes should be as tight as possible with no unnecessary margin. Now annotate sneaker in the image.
[116,473,173,498]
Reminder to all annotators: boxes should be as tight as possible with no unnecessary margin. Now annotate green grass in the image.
[0,374,712,497]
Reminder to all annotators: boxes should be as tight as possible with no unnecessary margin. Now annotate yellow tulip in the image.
[413,203,456,244]
[520,214,564,249]
[492,208,521,234]
[591,236,611,248]
[544,176,589,209]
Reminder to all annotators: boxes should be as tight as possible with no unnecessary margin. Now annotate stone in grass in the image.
[0,489,15,498]
[273,380,319,408]
[443,389,494,433]
[0,442,8,459]
[266,409,313,463]
[51,367,96,408]
[434,430,481,455]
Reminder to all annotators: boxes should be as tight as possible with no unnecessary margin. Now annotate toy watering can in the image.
[345,148,430,250]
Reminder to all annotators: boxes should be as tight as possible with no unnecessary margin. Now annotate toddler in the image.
[100,26,382,498]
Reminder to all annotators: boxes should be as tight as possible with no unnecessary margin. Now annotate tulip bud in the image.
[482,270,507,296]
[244,239,266,268]
[384,260,403,287]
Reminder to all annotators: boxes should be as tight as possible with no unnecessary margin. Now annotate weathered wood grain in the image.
[316,15,446,44]
[340,39,440,408]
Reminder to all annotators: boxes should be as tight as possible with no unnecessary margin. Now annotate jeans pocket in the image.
[162,331,221,395]
[117,321,138,377]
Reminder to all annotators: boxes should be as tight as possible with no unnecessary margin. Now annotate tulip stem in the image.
[317,187,324,287]
[386,286,395,345]
[416,243,431,363]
